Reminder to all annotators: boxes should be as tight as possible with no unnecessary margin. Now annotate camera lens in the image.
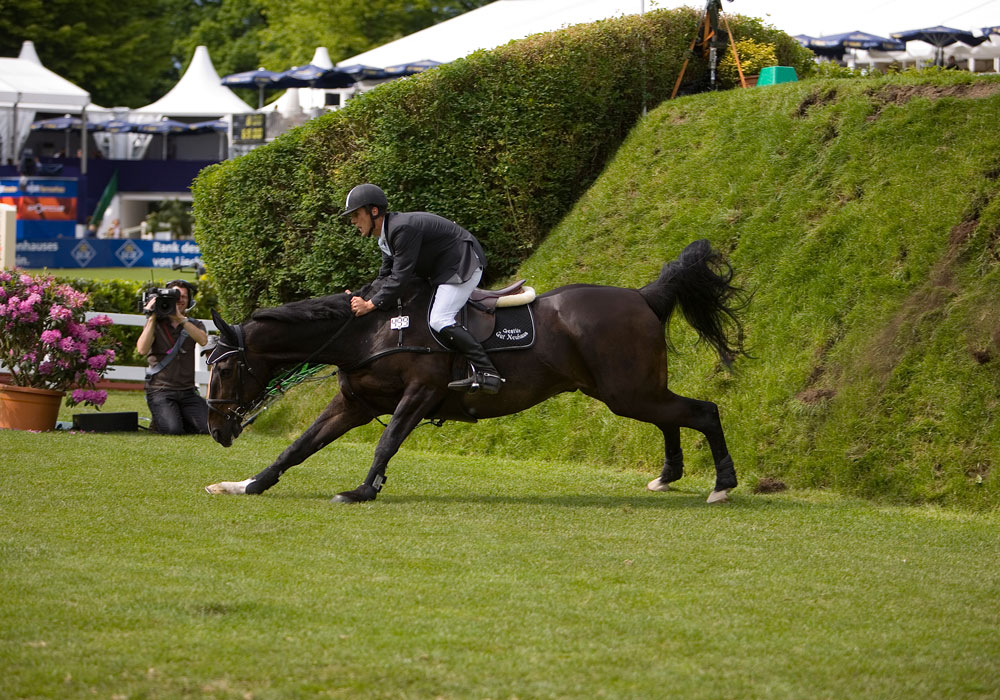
[155,296,174,316]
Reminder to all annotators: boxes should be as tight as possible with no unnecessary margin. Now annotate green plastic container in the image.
[757,66,798,86]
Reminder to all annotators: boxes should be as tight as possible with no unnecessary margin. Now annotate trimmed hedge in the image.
[193,8,814,318]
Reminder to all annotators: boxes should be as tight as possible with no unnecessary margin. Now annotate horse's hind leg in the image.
[602,390,736,502]
[646,424,684,492]
[664,394,736,502]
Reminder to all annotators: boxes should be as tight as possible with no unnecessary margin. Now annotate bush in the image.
[718,38,777,87]
[810,61,875,80]
[193,8,815,319]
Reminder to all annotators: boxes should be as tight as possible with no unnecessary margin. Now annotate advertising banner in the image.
[15,238,204,270]
[0,177,79,240]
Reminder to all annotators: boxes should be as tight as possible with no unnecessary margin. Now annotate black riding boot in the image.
[438,324,504,394]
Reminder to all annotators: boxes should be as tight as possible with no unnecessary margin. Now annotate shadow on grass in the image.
[258,488,814,511]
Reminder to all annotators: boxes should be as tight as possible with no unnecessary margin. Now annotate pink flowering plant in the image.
[0,271,118,407]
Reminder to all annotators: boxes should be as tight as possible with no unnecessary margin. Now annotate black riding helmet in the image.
[341,184,388,218]
[166,279,197,312]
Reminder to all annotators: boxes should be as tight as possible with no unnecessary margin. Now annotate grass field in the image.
[3,396,999,699]
[6,73,1000,695]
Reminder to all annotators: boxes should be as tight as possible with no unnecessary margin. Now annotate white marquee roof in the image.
[0,41,90,110]
[136,45,254,116]
[338,0,652,68]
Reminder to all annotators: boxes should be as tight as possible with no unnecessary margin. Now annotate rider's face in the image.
[350,208,378,237]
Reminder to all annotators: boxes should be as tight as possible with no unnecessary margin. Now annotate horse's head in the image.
[205,308,270,447]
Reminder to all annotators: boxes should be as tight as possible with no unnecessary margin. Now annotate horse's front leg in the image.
[332,385,443,504]
[206,393,372,495]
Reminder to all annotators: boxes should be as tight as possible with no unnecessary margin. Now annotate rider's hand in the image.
[350,296,376,317]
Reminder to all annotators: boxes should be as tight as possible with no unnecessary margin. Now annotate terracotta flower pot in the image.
[0,384,65,431]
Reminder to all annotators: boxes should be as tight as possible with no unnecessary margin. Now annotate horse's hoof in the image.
[707,489,730,504]
[205,478,255,495]
[647,477,672,492]
[331,484,377,504]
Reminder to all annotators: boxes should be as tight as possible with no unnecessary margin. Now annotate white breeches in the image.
[429,267,482,332]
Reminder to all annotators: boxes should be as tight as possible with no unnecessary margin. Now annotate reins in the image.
[207,314,355,429]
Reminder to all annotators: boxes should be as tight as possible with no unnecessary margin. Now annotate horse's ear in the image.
[211,308,235,342]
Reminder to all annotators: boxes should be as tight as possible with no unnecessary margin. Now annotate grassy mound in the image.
[254,71,1000,509]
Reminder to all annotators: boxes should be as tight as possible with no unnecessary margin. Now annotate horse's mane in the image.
[250,293,353,325]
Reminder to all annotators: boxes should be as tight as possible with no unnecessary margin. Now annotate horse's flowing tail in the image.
[639,239,750,367]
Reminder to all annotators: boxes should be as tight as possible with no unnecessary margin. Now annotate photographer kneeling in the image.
[137,280,210,434]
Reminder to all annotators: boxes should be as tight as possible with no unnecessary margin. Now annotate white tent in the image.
[848,49,928,73]
[959,37,1000,72]
[0,41,92,163]
[338,0,651,68]
[136,45,254,117]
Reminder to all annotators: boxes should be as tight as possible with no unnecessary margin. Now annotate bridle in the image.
[205,315,354,430]
[205,322,267,427]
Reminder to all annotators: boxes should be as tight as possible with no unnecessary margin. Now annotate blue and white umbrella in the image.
[221,67,285,108]
[807,31,905,59]
[276,64,356,89]
[340,64,392,81]
[99,120,137,133]
[891,26,987,65]
[135,120,192,159]
[383,59,441,77]
[188,119,228,134]
[30,116,99,132]
[30,116,99,157]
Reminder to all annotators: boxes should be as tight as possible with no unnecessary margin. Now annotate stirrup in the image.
[448,372,504,395]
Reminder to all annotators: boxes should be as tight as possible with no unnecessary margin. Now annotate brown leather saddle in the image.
[430,279,536,345]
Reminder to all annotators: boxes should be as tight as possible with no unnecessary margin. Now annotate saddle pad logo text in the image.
[495,327,528,342]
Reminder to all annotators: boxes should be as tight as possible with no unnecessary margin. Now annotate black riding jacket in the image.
[368,211,486,310]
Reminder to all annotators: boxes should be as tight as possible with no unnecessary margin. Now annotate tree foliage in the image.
[0,0,197,107]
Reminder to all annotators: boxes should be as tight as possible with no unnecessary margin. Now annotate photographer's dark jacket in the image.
[367,211,486,310]
[145,318,206,391]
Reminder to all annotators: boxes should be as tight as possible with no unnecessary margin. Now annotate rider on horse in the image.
[343,184,505,394]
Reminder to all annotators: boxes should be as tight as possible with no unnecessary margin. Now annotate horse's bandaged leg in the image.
[707,489,730,504]
[647,477,672,492]
[205,478,255,495]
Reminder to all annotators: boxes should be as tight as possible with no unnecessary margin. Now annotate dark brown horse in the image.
[204,239,748,503]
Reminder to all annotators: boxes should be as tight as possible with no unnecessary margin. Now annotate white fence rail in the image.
[84,312,218,388]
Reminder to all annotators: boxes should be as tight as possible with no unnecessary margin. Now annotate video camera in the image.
[142,287,182,317]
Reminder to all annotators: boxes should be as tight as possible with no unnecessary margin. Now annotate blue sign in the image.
[15,238,204,269]
[0,177,79,198]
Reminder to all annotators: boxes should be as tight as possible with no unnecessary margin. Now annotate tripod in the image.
[670,0,746,99]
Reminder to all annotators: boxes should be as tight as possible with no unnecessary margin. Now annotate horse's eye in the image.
[218,367,233,378]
